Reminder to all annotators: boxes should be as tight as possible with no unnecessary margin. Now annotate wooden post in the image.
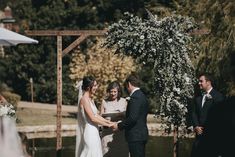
[32,139,35,157]
[173,127,179,157]
[25,30,107,156]
[29,77,34,102]
[56,35,62,155]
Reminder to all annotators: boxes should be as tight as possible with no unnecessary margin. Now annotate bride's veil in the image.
[75,80,85,157]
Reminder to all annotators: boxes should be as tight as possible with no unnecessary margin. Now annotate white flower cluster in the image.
[105,12,197,64]
[105,11,198,135]
[0,102,16,119]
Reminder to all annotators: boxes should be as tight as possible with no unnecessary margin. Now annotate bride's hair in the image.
[82,76,96,91]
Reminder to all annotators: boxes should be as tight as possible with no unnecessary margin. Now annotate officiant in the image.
[100,81,129,157]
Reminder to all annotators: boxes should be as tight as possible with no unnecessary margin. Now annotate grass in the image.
[16,106,158,127]
[16,107,77,126]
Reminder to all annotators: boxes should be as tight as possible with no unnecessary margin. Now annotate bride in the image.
[76,76,114,157]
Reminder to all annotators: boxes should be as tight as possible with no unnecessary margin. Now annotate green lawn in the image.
[16,107,77,126]
[16,106,157,126]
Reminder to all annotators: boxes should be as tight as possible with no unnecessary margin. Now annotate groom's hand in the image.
[112,122,118,131]
[107,121,115,128]
[194,126,204,135]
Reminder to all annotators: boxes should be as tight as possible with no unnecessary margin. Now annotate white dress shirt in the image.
[130,87,140,96]
[201,87,213,107]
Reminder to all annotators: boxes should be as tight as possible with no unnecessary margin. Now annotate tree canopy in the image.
[0,0,234,107]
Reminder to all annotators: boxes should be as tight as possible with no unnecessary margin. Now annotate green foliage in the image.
[169,0,235,96]
[105,11,198,132]
[4,0,233,108]
[0,0,154,105]
[69,38,138,105]
[187,0,235,96]
[137,65,160,114]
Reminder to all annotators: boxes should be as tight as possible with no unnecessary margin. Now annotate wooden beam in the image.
[62,34,88,56]
[25,30,107,36]
[26,29,209,36]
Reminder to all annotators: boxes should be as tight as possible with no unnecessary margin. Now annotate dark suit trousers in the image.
[191,134,216,157]
[128,141,147,157]
[191,134,206,157]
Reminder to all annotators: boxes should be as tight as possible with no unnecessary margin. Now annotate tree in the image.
[186,0,235,96]
[169,0,235,96]
[0,0,155,105]
[69,38,138,105]
[0,0,100,105]
[105,11,198,157]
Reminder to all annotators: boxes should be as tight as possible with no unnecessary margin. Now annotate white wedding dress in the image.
[75,84,103,157]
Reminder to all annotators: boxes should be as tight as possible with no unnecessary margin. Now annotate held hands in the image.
[194,126,204,135]
[106,121,118,131]
[111,122,118,131]
[107,121,116,128]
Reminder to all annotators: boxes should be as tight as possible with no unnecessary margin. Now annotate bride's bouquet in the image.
[0,101,16,120]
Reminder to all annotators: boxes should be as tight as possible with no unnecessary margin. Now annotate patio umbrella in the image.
[0,27,38,46]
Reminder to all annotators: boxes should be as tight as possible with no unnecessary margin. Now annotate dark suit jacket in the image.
[192,88,224,128]
[191,89,224,157]
[118,89,149,142]
[218,96,235,157]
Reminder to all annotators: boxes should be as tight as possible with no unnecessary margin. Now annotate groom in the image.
[113,73,149,157]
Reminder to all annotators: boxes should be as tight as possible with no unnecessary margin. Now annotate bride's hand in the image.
[107,122,118,131]
[111,122,118,131]
[107,122,115,128]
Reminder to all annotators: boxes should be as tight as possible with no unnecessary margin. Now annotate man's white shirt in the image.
[130,87,140,96]
[202,87,213,107]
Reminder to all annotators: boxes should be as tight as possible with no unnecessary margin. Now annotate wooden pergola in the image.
[26,30,107,156]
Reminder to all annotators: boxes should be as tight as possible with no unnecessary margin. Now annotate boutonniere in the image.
[125,97,131,101]
[205,93,213,100]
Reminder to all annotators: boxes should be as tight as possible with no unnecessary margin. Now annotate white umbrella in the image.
[0,27,38,46]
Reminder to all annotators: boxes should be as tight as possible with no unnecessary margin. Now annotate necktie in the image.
[201,93,206,107]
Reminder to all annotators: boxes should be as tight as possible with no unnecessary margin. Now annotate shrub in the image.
[1,91,21,109]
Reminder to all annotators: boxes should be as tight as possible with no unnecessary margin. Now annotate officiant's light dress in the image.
[76,99,103,157]
[101,98,129,157]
